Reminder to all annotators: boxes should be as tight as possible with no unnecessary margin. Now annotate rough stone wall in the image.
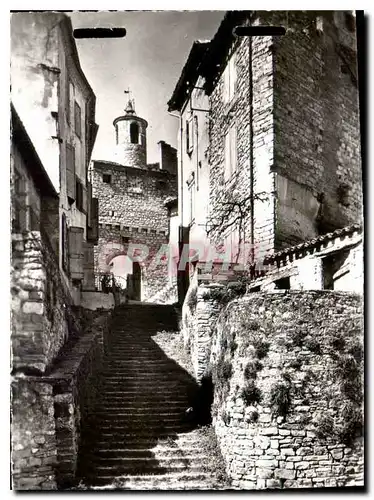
[208,33,276,261]
[182,272,223,381]
[11,380,57,490]
[92,161,176,230]
[94,224,170,301]
[11,231,75,374]
[207,11,361,259]
[11,310,109,490]
[267,11,362,245]
[208,291,364,489]
[48,310,108,487]
[92,161,177,300]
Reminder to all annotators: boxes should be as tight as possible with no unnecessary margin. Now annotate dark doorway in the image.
[132,261,141,301]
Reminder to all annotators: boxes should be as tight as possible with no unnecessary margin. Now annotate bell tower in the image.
[113,93,148,168]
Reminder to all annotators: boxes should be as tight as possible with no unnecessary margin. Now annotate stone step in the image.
[92,423,193,432]
[85,462,210,476]
[93,429,196,439]
[93,409,185,417]
[98,393,190,400]
[93,436,205,448]
[87,447,206,458]
[96,403,188,410]
[83,471,218,489]
[89,411,183,424]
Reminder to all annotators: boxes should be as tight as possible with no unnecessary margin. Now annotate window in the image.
[13,171,27,232]
[223,52,237,104]
[189,180,195,223]
[186,117,194,154]
[103,174,111,184]
[121,236,129,245]
[130,122,140,144]
[62,213,69,274]
[74,101,82,138]
[66,78,71,124]
[66,144,76,202]
[224,125,237,181]
[75,177,87,213]
[75,177,83,212]
[275,277,290,290]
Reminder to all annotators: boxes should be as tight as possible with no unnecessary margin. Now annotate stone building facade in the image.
[92,100,178,302]
[169,11,362,275]
[10,13,103,490]
[11,12,99,303]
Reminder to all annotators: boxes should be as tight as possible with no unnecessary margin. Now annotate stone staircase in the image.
[78,303,227,490]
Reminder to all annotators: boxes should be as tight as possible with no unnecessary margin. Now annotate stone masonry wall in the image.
[208,11,361,258]
[11,380,57,490]
[11,231,76,374]
[182,271,224,381]
[11,310,109,490]
[92,160,177,300]
[92,161,177,230]
[208,291,363,489]
[208,33,276,262]
[267,11,362,245]
[94,224,170,301]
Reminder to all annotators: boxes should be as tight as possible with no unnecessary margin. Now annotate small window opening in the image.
[275,277,290,289]
[130,122,140,144]
[103,174,111,184]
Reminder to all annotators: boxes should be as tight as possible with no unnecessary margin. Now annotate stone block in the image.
[294,461,310,470]
[22,301,44,315]
[256,459,278,469]
[261,427,278,436]
[280,448,295,456]
[266,479,282,488]
[275,469,296,480]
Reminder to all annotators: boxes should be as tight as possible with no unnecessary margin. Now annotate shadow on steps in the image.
[76,303,214,489]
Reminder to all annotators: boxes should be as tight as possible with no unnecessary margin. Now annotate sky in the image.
[69,11,225,164]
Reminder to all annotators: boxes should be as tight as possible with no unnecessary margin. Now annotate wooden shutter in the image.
[82,183,87,214]
[68,226,84,279]
[74,101,81,138]
[229,53,236,101]
[224,131,230,181]
[230,126,237,174]
[65,76,70,124]
[186,119,190,153]
[87,181,92,227]
[66,144,76,202]
[83,242,95,290]
[61,213,69,274]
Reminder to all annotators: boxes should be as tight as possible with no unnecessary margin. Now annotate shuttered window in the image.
[74,101,82,138]
[66,144,76,202]
[223,52,237,104]
[66,76,70,124]
[224,125,237,181]
[62,212,69,274]
[68,226,84,280]
[75,177,87,213]
[186,118,193,153]
[87,181,92,227]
